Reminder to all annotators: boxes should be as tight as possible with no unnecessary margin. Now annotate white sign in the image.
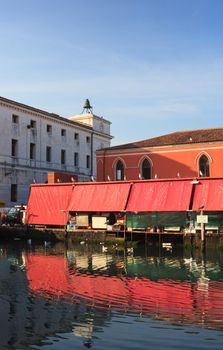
[196,215,208,224]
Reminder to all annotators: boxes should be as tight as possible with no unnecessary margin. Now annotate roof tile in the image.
[107,128,223,150]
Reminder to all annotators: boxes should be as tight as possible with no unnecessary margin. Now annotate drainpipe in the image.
[39,119,42,170]
[91,132,94,177]
[103,149,106,181]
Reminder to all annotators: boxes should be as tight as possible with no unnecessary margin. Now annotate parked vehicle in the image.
[0,207,11,224]
[3,205,26,225]
[5,207,21,225]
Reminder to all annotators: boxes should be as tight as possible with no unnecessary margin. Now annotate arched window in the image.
[199,155,210,177]
[116,160,124,180]
[141,158,151,179]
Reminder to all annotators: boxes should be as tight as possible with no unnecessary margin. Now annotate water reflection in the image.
[1,241,223,349]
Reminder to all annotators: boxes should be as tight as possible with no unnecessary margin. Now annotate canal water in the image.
[1,239,223,349]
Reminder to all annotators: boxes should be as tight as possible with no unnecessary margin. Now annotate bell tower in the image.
[82,99,93,114]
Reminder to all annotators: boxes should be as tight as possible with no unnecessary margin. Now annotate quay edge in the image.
[1,226,223,251]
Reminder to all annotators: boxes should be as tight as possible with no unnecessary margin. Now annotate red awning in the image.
[68,183,131,212]
[192,179,223,211]
[126,181,192,212]
[26,184,73,225]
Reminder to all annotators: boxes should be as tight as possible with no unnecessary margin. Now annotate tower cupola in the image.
[82,99,93,114]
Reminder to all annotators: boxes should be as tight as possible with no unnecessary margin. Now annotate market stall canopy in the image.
[26,184,73,225]
[126,180,193,212]
[68,182,131,212]
[192,179,223,211]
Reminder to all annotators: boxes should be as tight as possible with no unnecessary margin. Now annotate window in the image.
[141,159,151,179]
[74,132,79,140]
[86,136,90,143]
[11,184,17,202]
[86,155,90,169]
[47,124,52,134]
[30,120,36,128]
[61,149,66,164]
[61,129,66,136]
[116,160,124,180]
[199,155,210,177]
[74,152,79,167]
[30,143,36,160]
[46,146,51,162]
[11,139,18,157]
[12,114,19,123]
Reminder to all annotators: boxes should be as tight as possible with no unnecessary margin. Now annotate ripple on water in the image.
[23,253,223,331]
[1,243,223,350]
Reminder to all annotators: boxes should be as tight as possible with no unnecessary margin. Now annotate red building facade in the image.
[96,128,223,181]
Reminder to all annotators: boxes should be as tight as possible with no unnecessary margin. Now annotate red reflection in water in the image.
[26,255,223,329]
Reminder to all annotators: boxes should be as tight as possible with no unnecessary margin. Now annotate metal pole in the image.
[124,226,126,241]
[201,223,205,242]
[200,209,205,242]
[124,212,126,241]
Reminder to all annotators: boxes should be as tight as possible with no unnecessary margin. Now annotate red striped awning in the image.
[192,179,223,211]
[68,183,131,212]
[126,181,193,212]
[26,184,73,225]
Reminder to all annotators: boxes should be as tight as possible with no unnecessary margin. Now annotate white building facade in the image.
[0,96,112,206]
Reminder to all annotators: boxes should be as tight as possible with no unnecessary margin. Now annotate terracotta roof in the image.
[106,127,223,150]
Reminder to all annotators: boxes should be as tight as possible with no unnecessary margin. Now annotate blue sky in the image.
[1,0,223,145]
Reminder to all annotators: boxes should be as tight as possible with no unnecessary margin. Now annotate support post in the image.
[123,212,126,241]
[200,209,206,252]
[200,209,205,242]
[201,222,205,242]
